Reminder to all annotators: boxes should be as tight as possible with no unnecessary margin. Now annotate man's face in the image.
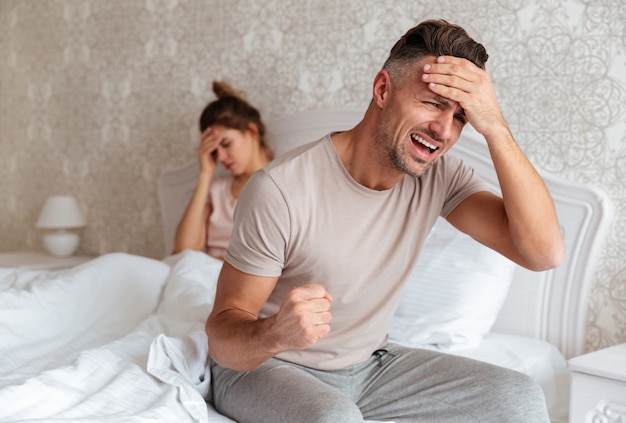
[375,56,467,177]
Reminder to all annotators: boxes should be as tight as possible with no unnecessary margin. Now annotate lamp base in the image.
[42,231,80,257]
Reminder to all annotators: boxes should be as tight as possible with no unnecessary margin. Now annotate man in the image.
[206,19,565,422]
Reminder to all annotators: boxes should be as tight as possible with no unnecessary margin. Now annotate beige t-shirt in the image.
[206,174,236,259]
[225,134,489,370]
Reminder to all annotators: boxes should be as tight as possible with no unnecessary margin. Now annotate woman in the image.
[172,81,273,259]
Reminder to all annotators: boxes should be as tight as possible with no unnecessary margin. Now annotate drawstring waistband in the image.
[372,349,388,367]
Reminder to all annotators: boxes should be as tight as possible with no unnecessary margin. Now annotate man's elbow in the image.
[524,237,566,272]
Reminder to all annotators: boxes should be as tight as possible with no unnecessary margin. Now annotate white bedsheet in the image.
[0,251,568,423]
[0,251,218,422]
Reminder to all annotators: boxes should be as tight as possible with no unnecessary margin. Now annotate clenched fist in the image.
[271,284,333,351]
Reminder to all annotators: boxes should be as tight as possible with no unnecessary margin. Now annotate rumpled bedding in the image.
[0,250,568,423]
[0,251,222,423]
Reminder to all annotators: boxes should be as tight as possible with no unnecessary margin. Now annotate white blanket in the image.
[0,251,222,423]
[0,251,568,423]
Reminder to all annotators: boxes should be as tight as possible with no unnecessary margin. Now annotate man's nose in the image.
[429,110,454,142]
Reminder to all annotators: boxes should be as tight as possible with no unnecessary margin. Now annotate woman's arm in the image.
[172,170,212,253]
[172,127,218,253]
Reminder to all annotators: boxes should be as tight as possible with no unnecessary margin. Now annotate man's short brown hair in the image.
[383,19,488,86]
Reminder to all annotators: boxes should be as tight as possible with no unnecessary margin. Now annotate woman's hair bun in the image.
[212,80,248,103]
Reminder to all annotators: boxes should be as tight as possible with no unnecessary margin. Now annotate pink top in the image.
[206,174,236,259]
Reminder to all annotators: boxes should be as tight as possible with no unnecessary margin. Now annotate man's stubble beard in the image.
[374,109,432,178]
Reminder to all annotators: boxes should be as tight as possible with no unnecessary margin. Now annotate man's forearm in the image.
[206,310,280,372]
[485,125,565,270]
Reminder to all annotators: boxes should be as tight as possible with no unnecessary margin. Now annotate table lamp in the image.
[36,195,87,257]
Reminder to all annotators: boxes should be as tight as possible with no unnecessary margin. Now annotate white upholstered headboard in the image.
[157,108,613,359]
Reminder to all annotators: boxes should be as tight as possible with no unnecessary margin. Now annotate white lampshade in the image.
[36,195,86,229]
[36,195,86,257]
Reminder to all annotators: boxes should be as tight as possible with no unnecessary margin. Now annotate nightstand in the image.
[0,251,95,270]
[568,343,626,422]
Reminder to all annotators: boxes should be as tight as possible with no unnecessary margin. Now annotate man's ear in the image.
[372,70,391,108]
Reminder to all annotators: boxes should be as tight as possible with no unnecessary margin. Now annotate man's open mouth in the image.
[411,133,438,154]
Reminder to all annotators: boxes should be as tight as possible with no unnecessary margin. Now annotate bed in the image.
[0,109,613,423]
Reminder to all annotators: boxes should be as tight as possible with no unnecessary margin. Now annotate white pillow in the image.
[157,250,223,331]
[388,218,516,350]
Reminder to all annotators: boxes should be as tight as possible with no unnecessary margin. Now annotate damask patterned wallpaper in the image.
[0,0,624,352]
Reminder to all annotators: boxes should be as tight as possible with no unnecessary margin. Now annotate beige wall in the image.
[1,0,625,351]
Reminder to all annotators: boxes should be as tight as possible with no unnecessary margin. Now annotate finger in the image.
[201,126,212,137]
[424,81,465,102]
[313,322,331,339]
[423,57,480,86]
[201,130,221,148]
[308,297,332,313]
[298,284,330,300]
[422,68,474,95]
[316,311,332,325]
[201,132,216,146]
[198,142,217,157]
[200,134,219,153]
[308,321,331,344]
[434,55,481,74]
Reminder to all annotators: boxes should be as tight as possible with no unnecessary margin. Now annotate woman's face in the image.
[210,124,260,176]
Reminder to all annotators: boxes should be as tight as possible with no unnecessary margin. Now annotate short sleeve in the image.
[224,170,289,277]
[439,155,490,217]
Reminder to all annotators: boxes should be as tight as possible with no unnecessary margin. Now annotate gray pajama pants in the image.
[210,343,550,423]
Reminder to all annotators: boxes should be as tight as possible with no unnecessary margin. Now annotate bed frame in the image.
[157,108,613,360]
